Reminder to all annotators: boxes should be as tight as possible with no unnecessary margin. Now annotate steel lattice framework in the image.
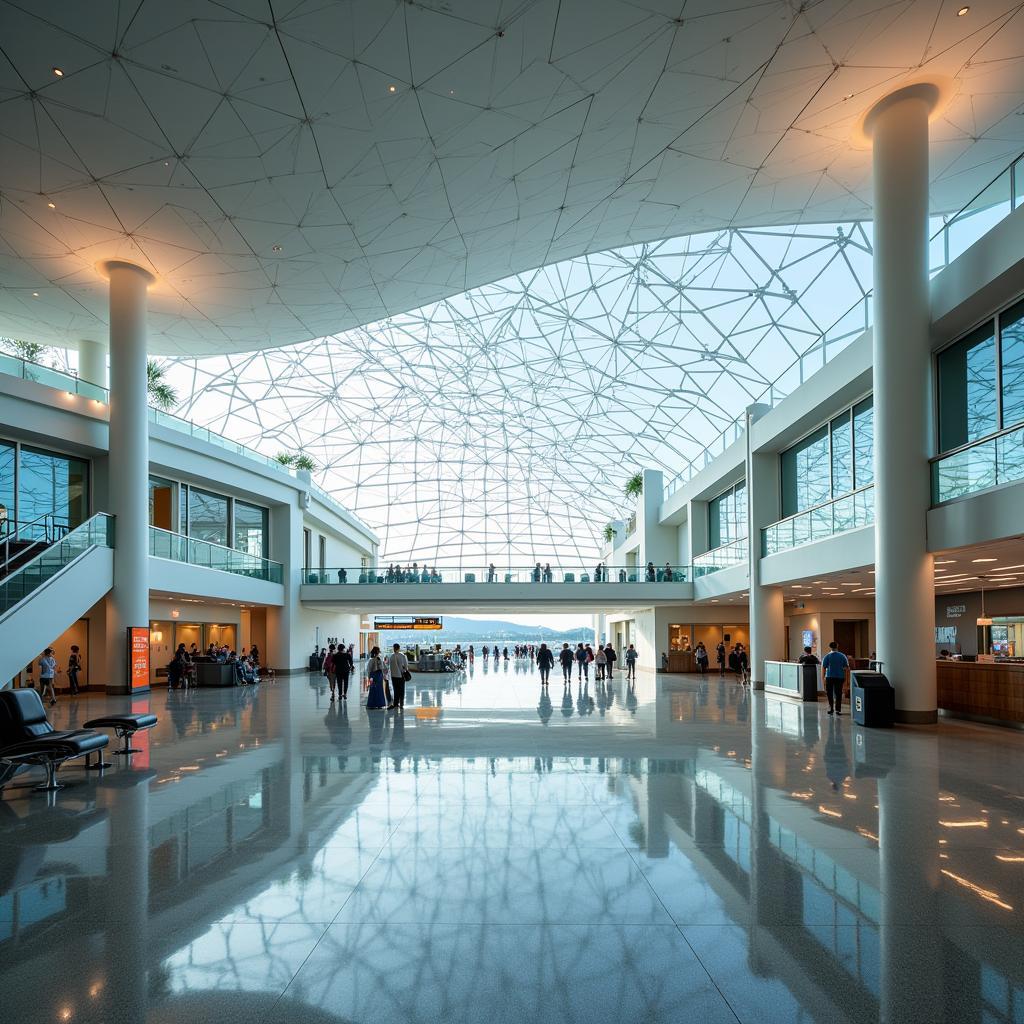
[166,222,872,566]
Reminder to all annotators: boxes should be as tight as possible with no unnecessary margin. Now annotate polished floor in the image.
[2,663,1023,1023]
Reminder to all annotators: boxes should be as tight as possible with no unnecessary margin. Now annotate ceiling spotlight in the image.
[957,5,969,15]
[32,291,39,297]
[842,93,854,101]
[387,84,397,93]
[47,201,56,208]
[271,244,282,252]
[52,66,64,77]
[973,557,998,563]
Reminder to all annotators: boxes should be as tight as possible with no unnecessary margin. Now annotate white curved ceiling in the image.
[0,0,1023,356]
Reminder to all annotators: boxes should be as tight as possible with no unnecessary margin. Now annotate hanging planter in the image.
[624,471,643,500]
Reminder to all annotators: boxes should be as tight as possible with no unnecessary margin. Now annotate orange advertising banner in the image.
[129,626,150,691]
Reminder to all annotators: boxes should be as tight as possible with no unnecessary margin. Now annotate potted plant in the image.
[624,471,643,500]
[273,452,296,467]
[603,524,617,543]
[295,454,316,472]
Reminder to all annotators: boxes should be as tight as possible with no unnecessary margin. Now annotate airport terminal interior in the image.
[2,2,1024,1021]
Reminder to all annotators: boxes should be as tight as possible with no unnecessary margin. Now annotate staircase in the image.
[0,514,115,686]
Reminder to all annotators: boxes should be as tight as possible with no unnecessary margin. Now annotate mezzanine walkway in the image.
[299,564,697,611]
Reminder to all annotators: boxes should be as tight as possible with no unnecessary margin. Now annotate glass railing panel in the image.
[692,539,747,574]
[931,439,998,503]
[946,168,1014,265]
[149,527,283,583]
[0,513,114,616]
[995,426,1024,486]
[761,486,874,557]
[301,565,692,585]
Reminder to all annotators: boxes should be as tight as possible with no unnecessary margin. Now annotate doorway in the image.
[833,619,869,658]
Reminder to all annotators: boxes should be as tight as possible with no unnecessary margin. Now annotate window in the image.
[303,528,312,570]
[999,298,1024,428]
[937,322,997,451]
[189,489,229,546]
[852,398,873,487]
[234,501,268,558]
[148,476,175,530]
[318,534,326,573]
[781,426,830,516]
[178,484,189,535]
[708,480,746,548]
[0,441,14,530]
[780,400,873,518]
[18,446,88,533]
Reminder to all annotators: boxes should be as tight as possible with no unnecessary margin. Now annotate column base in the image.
[894,708,938,725]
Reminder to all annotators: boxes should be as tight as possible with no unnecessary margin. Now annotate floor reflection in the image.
[1,671,1022,1023]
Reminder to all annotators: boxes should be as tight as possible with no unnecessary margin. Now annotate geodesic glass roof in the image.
[165,221,872,566]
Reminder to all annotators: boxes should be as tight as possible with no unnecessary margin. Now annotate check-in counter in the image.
[764,660,819,701]
[666,651,695,673]
[937,659,1024,726]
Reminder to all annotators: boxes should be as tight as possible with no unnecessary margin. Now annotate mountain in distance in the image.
[378,615,592,643]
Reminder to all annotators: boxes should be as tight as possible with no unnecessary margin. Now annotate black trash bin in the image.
[850,670,895,728]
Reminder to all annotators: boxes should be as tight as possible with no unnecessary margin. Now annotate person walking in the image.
[39,647,59,706]
[575,643,589,682]
[365,646,388,710]
[388,643,409,711]
[737,643,750,685]
[624,643,638,681]
[559,643,574,685]
[324,643,338,698]
[694,642,709,676]
[67,644,83,695]
[537,643,554,686]
[334,644,353,700]
[821,640,850,715]
[595,644,607,681]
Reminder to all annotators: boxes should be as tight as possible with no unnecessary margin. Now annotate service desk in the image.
[937,660,1024,726]
[196,662,237,688]
[764,660,819,701]
[666,651,696,673]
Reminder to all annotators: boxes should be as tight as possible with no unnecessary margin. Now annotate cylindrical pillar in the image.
[104,261,153,694]
[746,404,784,686]
[78,338,107,388]
[867,86,938,723]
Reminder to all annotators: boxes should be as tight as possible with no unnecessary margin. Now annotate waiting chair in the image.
[0,689,109,792]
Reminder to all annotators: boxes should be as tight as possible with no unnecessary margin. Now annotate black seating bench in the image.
[83,713,158,757]
[0,689,109,791]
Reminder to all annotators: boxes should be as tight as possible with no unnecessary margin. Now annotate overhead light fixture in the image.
[387,84,397,93]
[52,66,64,77]
[271,244,282,252]
[957,5,970,15]
[973,558,998,563]
[47,201,56,208]
[32,291,39,297]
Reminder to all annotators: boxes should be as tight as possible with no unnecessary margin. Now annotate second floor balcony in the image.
[762,485,874,557]
[692,537,747,575]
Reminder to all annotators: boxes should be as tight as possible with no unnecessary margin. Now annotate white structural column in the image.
[104,261,154,694]
[78,338,107,388]
[746,403,784,687]
[867,86,938,723]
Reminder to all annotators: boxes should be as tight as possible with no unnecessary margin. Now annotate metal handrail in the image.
[0,511,70,573]
[302,564,694,585]
[928,422,1024,463]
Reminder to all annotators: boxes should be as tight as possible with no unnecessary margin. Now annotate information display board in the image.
[128,626,151,691]
[374,616,442,631]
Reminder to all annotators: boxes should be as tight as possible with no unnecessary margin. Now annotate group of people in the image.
[364,643,410,711]
[168,642,262,687]
[35,645,83,705]
[318,642,356,700]
[383,563,441,583]
[537,641,638,686]
[645,561,679,582]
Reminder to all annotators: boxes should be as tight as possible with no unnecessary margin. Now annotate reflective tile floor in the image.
[2,664,1024,1023]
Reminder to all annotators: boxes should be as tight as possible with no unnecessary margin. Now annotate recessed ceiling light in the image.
[387,84,397,93]
[271,244,282,252]
[957,6,970,15]
[935,559,956,565]
[842,93,854,101]
[973,558,998,563]
[47,201,55,208]
[52,67,64,77]
[32,291,39,297]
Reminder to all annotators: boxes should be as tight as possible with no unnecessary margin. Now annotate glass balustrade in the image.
[931,425,1024,504]
[150,526,283,583]
[761,485,874,556]
[301,564,692,585]
[691,538,748,575]
[0,513,114,616]
[0,352,108,401]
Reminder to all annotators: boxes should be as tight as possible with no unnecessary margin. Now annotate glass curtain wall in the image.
[708,480,747,549]
[780,398,873,518]
[188,489,229,547]
[235,501,269,557]
[7,444,90,536]
[0,441,14,534]
[149,476,176,531]
[933,299,1024,499]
